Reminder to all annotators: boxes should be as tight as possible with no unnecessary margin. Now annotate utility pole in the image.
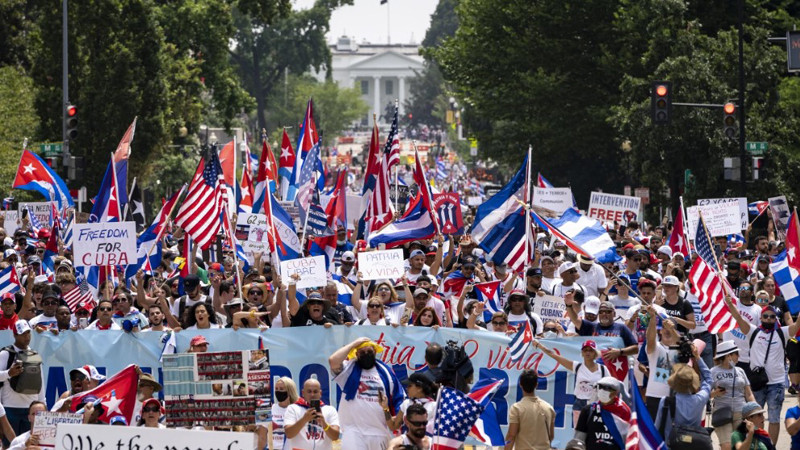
[737,0,747,196]
[62,0,70,165]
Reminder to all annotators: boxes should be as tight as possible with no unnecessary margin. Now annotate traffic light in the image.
[723,102,737,139]
[65,104,78,140]
[651,81,672,125]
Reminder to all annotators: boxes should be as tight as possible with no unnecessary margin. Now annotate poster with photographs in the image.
[162,349,271,428]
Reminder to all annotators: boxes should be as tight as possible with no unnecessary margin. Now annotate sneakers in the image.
[789,384,799,395]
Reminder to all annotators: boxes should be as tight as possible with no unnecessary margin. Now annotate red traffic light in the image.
[66,105,77,117]
[723,102,735,114]
[656,85,668,97]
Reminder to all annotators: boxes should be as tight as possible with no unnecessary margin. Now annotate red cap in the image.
[190,335,209,347]
[623,243,635,250]
[37,229,50,239]
[582,340,597,350]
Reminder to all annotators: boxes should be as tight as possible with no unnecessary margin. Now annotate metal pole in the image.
[62,0,69,163]
[737,0,747,197]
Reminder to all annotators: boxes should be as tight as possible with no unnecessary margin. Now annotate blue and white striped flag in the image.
[0,266,21,295]
[507,320,533,362]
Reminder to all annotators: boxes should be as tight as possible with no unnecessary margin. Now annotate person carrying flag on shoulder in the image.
[573,376,630,450]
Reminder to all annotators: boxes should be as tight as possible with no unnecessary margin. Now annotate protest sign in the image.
[346,194,362,229]
[533,295,567,324]
[3,211,19,237]
[587,192,641,223]
[389,184,410,206]
[236,212,268,253]
[533,187,573,215]
[33,412,82,448]
[467,196,482,206]
[769,195,790,240]
[73,222,136,267]
[278,201,301,228]
[433,193,464,235]
[358,249,405,280]
[55,423,255,450]
[18,202,52,227]
[280,256,326,289]
[697,197,747,230]
[686,203,742,238]
[162,349,271,427]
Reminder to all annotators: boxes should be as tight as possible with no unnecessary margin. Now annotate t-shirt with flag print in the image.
[577,403,625,450]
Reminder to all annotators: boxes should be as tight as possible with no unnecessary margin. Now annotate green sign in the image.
[39,143,63,157]
[745,141,768,155]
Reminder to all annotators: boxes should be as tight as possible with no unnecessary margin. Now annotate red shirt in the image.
[0,313,18,331]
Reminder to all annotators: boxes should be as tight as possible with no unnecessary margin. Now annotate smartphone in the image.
[79,318,88,329]
[310,399,321,412]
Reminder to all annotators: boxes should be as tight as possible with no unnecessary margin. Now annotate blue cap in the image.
[109,416,128,425]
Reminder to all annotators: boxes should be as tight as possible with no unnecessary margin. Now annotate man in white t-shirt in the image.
[643,304,680,420]
[540,255,557,293]
[722,281,761,374]
[575,255,607,297]
[726,297,800,444]
[284,378,340,450]
[550,262,585,298]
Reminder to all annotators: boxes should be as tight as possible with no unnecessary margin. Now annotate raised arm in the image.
[350,272,365,313]
[287,275,300,317]
[562,291,583,330]
[534,341,574,371]
[329,337,371,375]
[723,295,750,335]
[429,234,444,276]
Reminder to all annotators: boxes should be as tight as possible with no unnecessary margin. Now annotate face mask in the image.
[274,391,289,402]
[597,389,612,404]
[542,331,558,339]
[337,239,347,246]
[357,353,376,370]
[761,321,775,331]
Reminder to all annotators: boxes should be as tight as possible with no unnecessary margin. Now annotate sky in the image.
[293,0,437,45]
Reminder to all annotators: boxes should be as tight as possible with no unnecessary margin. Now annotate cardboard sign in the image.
[533,295,567,323]
[686,203,742,238]
[3,211,19,237]
[358,249,405,281]
[33,412,82,448]
[162,349,270,427]
[18,202,52,227]
[769,195,790,240]
[587,192,641,223]
[467,196,482,206]
[433,193,464,235]
[55,423,255,450]
[280,256,327,289]
[73,222,137,267]
[236,213,269,253]
[698,197,747,231]
[533,187,573,215]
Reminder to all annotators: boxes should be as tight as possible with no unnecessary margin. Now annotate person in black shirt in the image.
[289,292,339,327]
[657,275,695,334]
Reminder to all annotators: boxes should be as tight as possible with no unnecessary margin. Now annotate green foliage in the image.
[0,67,38,198]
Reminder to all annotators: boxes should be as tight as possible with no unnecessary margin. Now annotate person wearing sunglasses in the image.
[85,300,121,330]
[725,296,800,445]
[137,398,166,428]
[28,291,59,331]
[386,403,431,450]
[722,281,762,382]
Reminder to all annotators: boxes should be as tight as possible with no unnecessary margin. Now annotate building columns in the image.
[373,76,382,122]
[398,76,406,116]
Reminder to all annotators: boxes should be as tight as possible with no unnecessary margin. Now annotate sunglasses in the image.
[76,310,90,316]
[368,304,383,309]
[377,287,391,292]
[510,298,526,303]
[98,307,113,312]
[111,298,127,304]
[42,301,58,306]
[762,314,777,319]
[143,406,160,413]
[740,286,752,291]
[597,385,616,392]
[249,291,263,296]
[70,374,86,382]
[543,327,558,333]
[306,300,324,306]
[407,420,427,428]
[491,321,507,326]
[598,309,614,314]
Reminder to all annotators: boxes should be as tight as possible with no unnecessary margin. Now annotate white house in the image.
[319,36,424,125]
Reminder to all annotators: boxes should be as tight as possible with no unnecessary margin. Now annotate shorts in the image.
[713,412,742,444]
[341,429,389,450]
[788,339,800,373]
[753,382,785,423]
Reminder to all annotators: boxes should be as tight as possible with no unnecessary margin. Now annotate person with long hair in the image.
[184,303,221,330]
[270,377,299,450]
[412,306,440,328]
[352,274,409,324]
[733,402,776,450]
[355,298,392,326]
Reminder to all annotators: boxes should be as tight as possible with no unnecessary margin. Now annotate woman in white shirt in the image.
[535,339,607,425]
[184,303,221,330]
[355,298,392,326]
[269,377,299,450]
[137,398,166,428]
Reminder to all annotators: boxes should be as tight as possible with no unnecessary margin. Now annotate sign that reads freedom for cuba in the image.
[73,222,137,267]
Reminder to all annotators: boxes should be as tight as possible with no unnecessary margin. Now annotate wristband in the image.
[250,310,256,318]
[324,424,330,431]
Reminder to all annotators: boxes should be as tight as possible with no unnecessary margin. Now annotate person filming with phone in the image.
[284,378,340,450]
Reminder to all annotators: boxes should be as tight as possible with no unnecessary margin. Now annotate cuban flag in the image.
[537,172,554,188]
[770,211,800,314]
[507,320,533,362]
[474,280,503,323]
[236,163,254,215]
[330,275,353,306]
[0,266,20,295]
[279,128,296,201]
[468,378,506,447]
[748,200,769,216]
[13,149,74,210]
[626,366,667,450]
[89,157,122,223]
[308,234,337,271]
[535,208,621,263]
[478,206,528,271]
[287,100,318,201]
[252,138,278,214]
[471,156,527,242]
[367,193,437,249]
[42,221,59,274]
[272,196,302,261]
[61,214,74,249]
[440,270,471,299]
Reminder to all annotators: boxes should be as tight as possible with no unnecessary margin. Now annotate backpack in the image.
[0,345,42,395]
[658,394,713,450]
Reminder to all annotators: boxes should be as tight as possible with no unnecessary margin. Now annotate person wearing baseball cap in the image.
[536,338,607,424]
[139,397,166,428]
[334,226,354,267]
[0,293,18,331]
[336,251,357,284]
[539,254,557,292]
[407,236,444,284]
[525,267,543,296]
[188,335,209,353]
[169,274,208,327]
[564,291,638,370]
[659,273,697,336]
[504,289,544,335]
[575,254,606,298]
[0,320,45,435]
[573,375,630,449]
[551,261,586,298]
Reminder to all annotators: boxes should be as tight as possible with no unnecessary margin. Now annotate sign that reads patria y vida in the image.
[358,249,405,281]
[73,222,137,267]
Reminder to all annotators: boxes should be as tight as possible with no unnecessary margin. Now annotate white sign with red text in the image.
[587,192,641,224]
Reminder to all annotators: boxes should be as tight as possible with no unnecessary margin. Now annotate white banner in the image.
[533,295,567,323]
[686,203,742,238]
[346,194,362,230]
[467,196,482,206]
[358,249,405,280]
[533,187,573,215]
[280,256,327,289]
[33,412,82,448]
[587,192,641,223]
[697,197,747,231]
[55,423,254,450]
[73,222,137,267]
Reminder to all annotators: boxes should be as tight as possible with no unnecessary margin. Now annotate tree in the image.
[0,67,39,199]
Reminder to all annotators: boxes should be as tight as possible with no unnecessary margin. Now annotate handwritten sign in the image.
[358,249,405,281]
[55,423,254,450]
[73,222,136,267]
[433,193,464,235]
[18,202,52,228]
[237,213,268,253]
[280,256,326,289]
[533,295,567,323]
[697,197,747,231]
[533,187,573,215]
[467,196,482,206]
[686,203,742,238]
[33,412,82,448]
[587,192,641,223]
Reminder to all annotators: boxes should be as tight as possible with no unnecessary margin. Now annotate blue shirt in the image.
[654,359,712,439]
[786,405,800,450]
[577,320,637,347]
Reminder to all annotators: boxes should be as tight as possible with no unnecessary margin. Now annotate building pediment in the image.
[346,51,424,72]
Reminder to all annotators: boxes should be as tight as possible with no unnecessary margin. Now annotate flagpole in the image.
[431,385,443,448]
[525,145,533,270]
[678,195,692,252]
[263,175,281,270]
[394,166,398,211]
[748,204,769,227]
[299,172,315,255]
[123,177,137,220]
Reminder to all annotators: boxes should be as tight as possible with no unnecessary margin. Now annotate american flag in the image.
[690,215,737,333]
[365,147,394,235]
[174,148,225,250]
[64,278,96,313]
[432,381,502,450]
[383,101,400,171]
[294,142,323,218]
[27,206,43,234]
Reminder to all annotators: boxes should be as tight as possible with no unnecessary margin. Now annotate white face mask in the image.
[542,331,558,339]
[597,389,613,404]
[337,239,347,246]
